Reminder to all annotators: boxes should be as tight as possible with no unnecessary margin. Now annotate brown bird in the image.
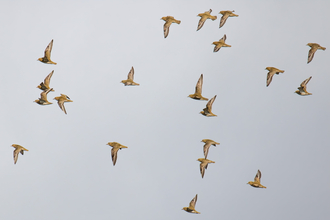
[188,74,208,100]
[200,95,217,117]
[265,67,284,87]
[54,94,73,114]
[38,39,57,65]
[295,76,312,96]
[11,144,29,164]
[106,142,128,166]
[247,170,266,188]
[197,9,217,31]
[161,16,181,38]
[37,70,54,91]
[219,10,238,28]
[182,194,200,214]
[212,34,231,52]
[34,88,53,105]
[197,158,215,178]
[307,43,326,64]
[121,67,139,86]
[201,139,220,158]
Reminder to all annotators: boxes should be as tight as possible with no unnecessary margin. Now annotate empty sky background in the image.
[0,0,329,219]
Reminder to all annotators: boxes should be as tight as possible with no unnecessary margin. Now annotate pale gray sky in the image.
[0,0,329,220]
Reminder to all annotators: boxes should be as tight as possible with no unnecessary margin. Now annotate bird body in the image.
[212,34,231,52]
[201,139,219,158]
[295,76,312,96]
[11,144,28,164]
[37,70,54,91]
[38,39,57,65]
[54,94,73,114]
[219,10,238,28]
[197,9,217,31]
[248,170,266,188]
[182,194,200,214]
[200,95,217,117]
[106,142,128,166]
[121,67,139,86]
[197,158,215,178]
[188,74,208,100]
[265,67,284,87]
[161,16,181,38]
[35,88,53,105]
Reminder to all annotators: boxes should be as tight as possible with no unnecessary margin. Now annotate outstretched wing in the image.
[163,21,171,38]
[44,70,54,86]
[206,95,216,112]
[44,39,53,60]
[111,147,120,166]
[127,67,134,80]
[203,142,212,158]
[195,74,203,94]
[219,14,229,28]
[254,170,261,183]
[189,194,198,209]
[197,17,207,31]
[300,76,312,93]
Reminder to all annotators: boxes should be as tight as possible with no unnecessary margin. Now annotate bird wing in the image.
[40,88,51,101]
[197,16,207,31]
[300,76,312,92]
[44,70,54,86]
[127,67,134,80]
[195,74,203,94]
[203,142,212,158]
[189,194,198,209]
[219,14,229,28]
[111,147,120,166]
[254,170,261,183]
[57,100,67,114]
[213,44,221,52]
[266,70,275,87]
[199,161,206,178]
[307,47,317,64]
[44,39,53,60]
[220,34,227,42]
[163,21,171,38]
[206,95,216,112]
[13,148,20,164]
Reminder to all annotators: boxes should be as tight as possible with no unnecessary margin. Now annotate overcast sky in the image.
[0,0,329,220]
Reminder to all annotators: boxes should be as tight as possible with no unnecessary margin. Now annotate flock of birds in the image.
[10,8,326,215]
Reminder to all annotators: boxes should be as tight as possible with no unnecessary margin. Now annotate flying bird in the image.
[295,76,312,96]
[11,144,28,164]
[200,95,217,117]
[307,43,326,64]
[219,10,238,28]
[201,139,219,158]
[121,67,139,86]
[161,16,181,38]
[197,9,217,31]
[54,94,73,114]
[37,70,54,91]
[38,39,57,65]
[197,158,215,178]
[212,34,231,52]
[188,74,208,100]
[265,67,284,87]
[106,142,128,166]
[247,170,266,188]
[182,194,200,214]
[34,88,53,105]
